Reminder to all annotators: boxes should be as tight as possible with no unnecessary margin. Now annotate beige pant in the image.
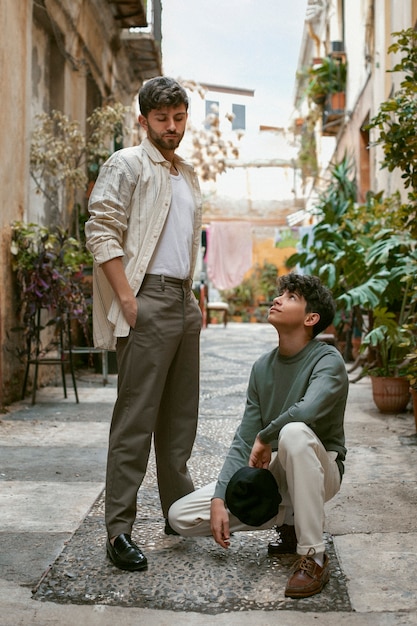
[168,422,341,555]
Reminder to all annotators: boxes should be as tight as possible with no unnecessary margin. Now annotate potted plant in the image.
[10,222,90,386]
[11,222,89,317]
[329,195,417,411]
[305,56,347,106]
[360,305,414,413]
[255,262,279,304]
[220,278,255,321]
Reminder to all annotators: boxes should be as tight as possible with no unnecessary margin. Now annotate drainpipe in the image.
[307,22,321,58]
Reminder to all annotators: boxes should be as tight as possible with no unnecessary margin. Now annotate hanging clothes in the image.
[206,221,253,290]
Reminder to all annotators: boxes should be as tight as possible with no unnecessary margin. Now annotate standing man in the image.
[169,273,348,598]
[85,77,202,572]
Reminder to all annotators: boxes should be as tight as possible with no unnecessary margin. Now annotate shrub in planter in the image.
[10,222,89,345]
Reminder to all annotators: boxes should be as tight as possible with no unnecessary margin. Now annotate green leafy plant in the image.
[305,56,347,105]
[289,32,417,379]
[255,262,279,302]
[286,157,360,350]
[219,261,279,317]
[367,28,417,235]
[400,283,417,388]
[360,306,415,377]
[286,154,417,369]
[338,231,417,376]
[10,222,89,340]
[286,156,357,283]
[220,278,255,316]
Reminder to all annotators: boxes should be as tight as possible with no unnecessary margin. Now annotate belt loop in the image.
[161,274,165,291]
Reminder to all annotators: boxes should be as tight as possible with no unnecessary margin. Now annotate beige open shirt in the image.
[85,138,202,350]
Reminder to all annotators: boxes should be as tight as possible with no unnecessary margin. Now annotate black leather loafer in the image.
[106,533,148,571]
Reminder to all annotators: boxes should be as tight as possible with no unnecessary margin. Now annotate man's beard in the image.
[147,126,184,152]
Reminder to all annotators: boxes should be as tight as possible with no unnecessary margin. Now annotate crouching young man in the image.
[168,273,348,598]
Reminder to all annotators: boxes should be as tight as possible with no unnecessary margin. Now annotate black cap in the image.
[225,466,281,527]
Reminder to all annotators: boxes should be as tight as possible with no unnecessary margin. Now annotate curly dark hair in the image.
[138,76,189,117]
[277,273,336,337]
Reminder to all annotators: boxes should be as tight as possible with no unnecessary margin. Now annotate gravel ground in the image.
[32,324,351,613]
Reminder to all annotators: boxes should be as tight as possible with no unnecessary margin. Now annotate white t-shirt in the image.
[147,172,195,279]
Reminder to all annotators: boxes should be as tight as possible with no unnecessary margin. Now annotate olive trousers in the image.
[105,274,202,539]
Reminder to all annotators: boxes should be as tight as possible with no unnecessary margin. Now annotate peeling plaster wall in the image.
[0,0,32,407]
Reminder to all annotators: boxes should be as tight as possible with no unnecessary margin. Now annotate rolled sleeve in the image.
[85,159,136,265]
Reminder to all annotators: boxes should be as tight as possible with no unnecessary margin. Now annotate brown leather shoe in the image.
[284,552,330,598]
[267,524,297,555]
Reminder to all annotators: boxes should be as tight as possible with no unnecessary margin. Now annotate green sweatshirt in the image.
[213,340,349,501]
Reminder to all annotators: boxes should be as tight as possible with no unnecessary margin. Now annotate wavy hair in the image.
[277,273,336,337]
[139,77,189,117]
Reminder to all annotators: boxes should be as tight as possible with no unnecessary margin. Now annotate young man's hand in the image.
[101,257,138,328]
[249,435,272,469]
[119,295,138,329]
[210,498,231,548]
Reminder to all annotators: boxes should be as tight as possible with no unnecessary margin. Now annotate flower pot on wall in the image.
[370,376,410,414]
[330,91,345,111]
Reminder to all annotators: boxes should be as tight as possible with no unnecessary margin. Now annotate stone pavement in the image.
[1,323,417,625]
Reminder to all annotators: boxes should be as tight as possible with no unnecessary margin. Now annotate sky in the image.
[160,0,308,128]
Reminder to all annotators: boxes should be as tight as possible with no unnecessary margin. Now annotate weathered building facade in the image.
[293,0,417,208]
[0,0,161,407]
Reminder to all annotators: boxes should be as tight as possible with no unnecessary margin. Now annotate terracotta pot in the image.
[330,91,346,111]
[370,376,410,414]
